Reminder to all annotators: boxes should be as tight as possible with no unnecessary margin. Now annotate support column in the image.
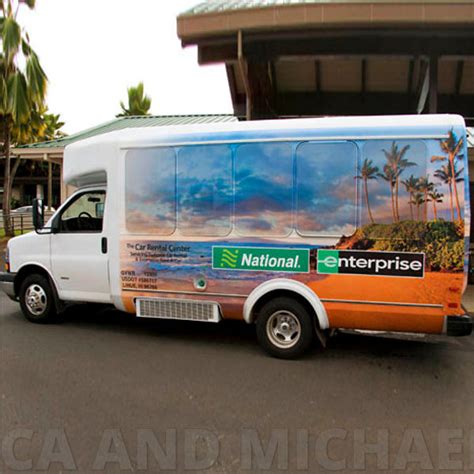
[416,59,430,114]
[428,55,438,114]
[237,30,252,120]
[47,161,53,210]
[36,184,44,200]
[246,60,275,119]
[60,161,67,204]
[237,30,275,120]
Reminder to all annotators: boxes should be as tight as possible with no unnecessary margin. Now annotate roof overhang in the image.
[178,1,474,46]
[10,147,64,164]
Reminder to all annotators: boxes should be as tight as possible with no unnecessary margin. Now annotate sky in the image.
[124,138,460,238]
[18,0,233,134]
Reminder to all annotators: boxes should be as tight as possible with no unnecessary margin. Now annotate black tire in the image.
[19,274,58,323]
[256,297,315,359]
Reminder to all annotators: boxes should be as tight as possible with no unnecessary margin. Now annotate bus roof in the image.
[63,114,465,187]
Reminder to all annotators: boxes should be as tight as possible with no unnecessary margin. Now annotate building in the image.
[177,0,474,123]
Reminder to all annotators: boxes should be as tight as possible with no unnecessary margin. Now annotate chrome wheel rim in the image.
[266,310,301,349]
[25,284,47,316]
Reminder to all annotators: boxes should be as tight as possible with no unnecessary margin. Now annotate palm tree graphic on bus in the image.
[348,130,465,273]
[357,130,464,225]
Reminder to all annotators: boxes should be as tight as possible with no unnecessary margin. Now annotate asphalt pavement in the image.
[1,293,474,473]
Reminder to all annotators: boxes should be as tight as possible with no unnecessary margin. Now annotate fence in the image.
[0,211,55,235]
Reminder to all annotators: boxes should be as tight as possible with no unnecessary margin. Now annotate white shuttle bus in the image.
[1,115,471,358]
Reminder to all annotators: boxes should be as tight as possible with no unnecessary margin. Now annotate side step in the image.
[136,297,221,323]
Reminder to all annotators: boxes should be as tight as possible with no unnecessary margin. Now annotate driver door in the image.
[50,189,111,302]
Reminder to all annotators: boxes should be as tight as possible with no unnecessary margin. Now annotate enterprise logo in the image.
[317,249,425,278]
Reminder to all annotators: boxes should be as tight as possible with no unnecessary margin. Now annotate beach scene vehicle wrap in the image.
[120,120,469,334]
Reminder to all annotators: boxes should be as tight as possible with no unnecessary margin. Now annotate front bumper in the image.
[446,314,473,337]
[0,272,16,301]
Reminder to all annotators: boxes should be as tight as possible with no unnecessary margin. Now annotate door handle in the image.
[101,237,108,254]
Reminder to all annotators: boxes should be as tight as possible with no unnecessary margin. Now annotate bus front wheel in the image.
[19,274,58,324]
[256,297,315,359]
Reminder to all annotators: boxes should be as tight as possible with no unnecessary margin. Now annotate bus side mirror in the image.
[32,198,45,230]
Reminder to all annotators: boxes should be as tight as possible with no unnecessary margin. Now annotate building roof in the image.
[182,0,474,17]
[178,0,474,43]
[16,114,238,151]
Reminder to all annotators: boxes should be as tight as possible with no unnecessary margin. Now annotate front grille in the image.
[136,297,221,323]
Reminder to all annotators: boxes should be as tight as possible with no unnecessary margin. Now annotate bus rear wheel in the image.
[256,297,315,359]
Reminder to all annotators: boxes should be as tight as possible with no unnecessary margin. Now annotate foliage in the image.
[117,82,151,116]
[11,105,65,145]
[356,158,379,224]
[431,130,464,220]
[1,0,48,235]
[379,141,415,222]
[359,135,464,226]
[339,220,465,272]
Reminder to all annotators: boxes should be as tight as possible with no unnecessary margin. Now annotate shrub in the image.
[337,220,464,272]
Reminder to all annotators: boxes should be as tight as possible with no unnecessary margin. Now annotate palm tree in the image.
[410,192,425,221]
[428,189,444,221]
[431,130,464,220]
[42,110,66,140]
[11,105,65,145]
[434,163,464,222]
[402,175,420,220]
[1,0,48,236]
[382,142,415,221]
[417,176,434,222]
[378,164,398,223]
[117,82,152,116]
[356,158,379,224]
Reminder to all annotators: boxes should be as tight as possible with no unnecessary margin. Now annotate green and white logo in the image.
[316,249,340,274]
[219,248,240,268]
[317,249,425,278]
[213,246,309,273]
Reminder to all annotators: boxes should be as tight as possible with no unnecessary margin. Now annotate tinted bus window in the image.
[235,143,293,237]
[125,148,176,234]
[361,140,428,225]
[177,145,232,236]
[296,142,357,236]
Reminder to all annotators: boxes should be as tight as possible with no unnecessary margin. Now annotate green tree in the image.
[401,174,420,220]
[11,105,65,145]
[417,176,434,222]
[409,192,424,221]
[1,0,48,235]
[356,158,379,224]
[117,82,151,116]
[378,164,398,223]
[431,130,464,221]
[42,109,65,141]
[428,189,443,221]
[382,142,415,222]
[434,163,463,222]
